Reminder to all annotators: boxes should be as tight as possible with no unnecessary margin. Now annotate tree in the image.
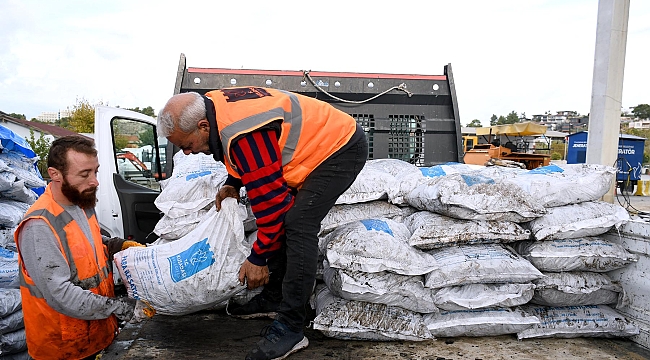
[488,111,522,126]
[55,116,72,130]
[127,106,156,118]
[113,134,130,151]
[67,97,107,133]
[549,140,566,160]
[505,111,520,124]
[25,129,52,179]
[632,104,650,120]
[138,127,155,147]
[466,119,482,127]
[68,97,99,133]
[9,113,26,120]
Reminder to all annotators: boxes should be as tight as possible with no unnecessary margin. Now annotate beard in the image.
[61,177,98,209]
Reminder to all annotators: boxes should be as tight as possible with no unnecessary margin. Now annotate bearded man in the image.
[14,135,153,360]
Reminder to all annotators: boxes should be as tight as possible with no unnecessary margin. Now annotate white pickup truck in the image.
[94,106,169,243]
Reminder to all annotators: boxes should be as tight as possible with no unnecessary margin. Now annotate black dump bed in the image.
[173,53,463,166]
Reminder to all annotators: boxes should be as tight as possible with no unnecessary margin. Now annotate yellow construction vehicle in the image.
[463,122,551,170]
[462,135,478,153]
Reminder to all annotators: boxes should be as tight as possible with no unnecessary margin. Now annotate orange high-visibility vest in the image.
[14,185,117,360]
[206,87,358,188]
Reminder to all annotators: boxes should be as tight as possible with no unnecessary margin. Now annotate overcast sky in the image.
[1,0,648,126]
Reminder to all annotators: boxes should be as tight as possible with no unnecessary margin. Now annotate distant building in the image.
[0,110,84,143]
[36,109,71,123]
[629,119,650,130]
[532,111,589,132]
[532,113,568,123]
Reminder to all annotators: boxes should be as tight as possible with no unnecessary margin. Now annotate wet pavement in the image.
[101,309,650,360]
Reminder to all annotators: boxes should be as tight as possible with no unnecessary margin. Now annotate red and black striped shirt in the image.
[229,129,294,266]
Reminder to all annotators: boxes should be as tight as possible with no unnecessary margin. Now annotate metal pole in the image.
[586,0,630,203]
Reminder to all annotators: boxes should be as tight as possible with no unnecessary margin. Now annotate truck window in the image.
[111,118,168,190]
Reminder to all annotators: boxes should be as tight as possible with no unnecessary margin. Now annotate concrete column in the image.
[587,0,630,203]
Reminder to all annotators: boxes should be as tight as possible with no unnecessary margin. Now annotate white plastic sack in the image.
[404,211,530,250]
[419,163,486,178]
[0,200,29,228]
[0,152,46,189]
[0,289,21,317]
[324,219,439,276]
[0,310,23,335]
[0,228,17,252]
[312,285,433,341]
[423,307,539,337]
[423,244,544,289]
[0,328,27,356]
[531,272,623,307]
[433,283,535,311]
[363,158,422,179]
[513,237,638,272]
[322,265,438,313]
[387,173,428,206]
[154,152,228,218]
[373,159,424,204]
[0,350,30,360]
[517,305,639,339]
[0,249,19,289]
[154,209,210,241]
[504,164,615,208]
[114,199,248,315]
[320,201,409,236]
[405,173,546,222]
[336,167,393,205]
[0,171,16,193]
[213,287,264,312]
[525,201,630,241]
[0,180,37,205]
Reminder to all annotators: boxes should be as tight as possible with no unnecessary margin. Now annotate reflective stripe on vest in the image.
[19,208,111,299]
[219,90,303,168]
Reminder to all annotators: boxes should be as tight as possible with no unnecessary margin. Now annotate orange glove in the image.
[121,240,146,250]
[129,300,156,323]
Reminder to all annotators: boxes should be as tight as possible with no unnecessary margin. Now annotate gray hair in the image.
[157,92,206,137]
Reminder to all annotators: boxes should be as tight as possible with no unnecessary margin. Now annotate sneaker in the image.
[228,293,280,319]
[246,320,309,360]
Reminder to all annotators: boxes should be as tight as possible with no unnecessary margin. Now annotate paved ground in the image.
[617,192,650,215]
[618,174,650,214]
[101,310,650,360]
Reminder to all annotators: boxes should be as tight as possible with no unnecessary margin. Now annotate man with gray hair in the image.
[158,87,367,360]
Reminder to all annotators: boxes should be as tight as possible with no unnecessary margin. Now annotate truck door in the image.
[95,106,168,243]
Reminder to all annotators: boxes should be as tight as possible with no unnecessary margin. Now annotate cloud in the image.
[0,0,648,125]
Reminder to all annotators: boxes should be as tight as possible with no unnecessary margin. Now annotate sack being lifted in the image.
[114,198,248,315]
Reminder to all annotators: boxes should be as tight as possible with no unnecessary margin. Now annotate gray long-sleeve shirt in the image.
[18,204,135,321]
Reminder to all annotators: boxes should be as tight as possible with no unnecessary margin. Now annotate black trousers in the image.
[262,135,368,332]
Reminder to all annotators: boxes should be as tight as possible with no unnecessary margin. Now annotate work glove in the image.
[121,240,146,250]
[129,300,156,324]
[103,237,145,259]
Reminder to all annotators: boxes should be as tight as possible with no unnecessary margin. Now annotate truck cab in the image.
[95,106,170,243]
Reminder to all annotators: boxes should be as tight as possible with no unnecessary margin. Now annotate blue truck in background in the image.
[567,131,646,193]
